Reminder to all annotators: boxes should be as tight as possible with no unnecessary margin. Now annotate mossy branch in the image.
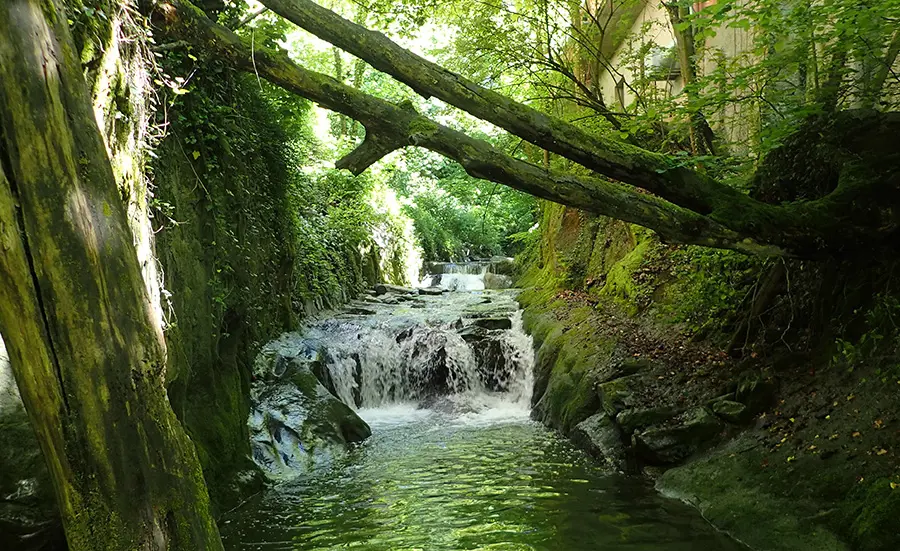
[156,1,900,257]
[154,0,788,255]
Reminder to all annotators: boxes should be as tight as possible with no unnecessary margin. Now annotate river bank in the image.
[516,207,900,550]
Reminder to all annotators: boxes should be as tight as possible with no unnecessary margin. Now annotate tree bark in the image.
[664,1,716,156]
[0,1,223,549]
[254,0,754,217]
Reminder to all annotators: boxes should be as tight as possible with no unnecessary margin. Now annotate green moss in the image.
[845,478,900,550]
[150,57,400,509]
[657,436,848,551]
[526,303,616,433]
[596,228,652,311]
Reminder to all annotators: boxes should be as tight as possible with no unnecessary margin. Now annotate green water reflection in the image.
[221,410,742,550]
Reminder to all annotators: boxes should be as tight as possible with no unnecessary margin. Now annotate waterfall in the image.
[248,275,533,475]
[301,309,531,409]
[419,258,515,291]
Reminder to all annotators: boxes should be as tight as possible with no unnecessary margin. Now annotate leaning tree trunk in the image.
[0,1,223,549]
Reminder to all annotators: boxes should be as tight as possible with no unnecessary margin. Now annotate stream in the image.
[220,262,743,550]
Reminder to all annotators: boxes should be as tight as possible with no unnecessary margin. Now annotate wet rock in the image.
[483,273,513,289]
[345,307,377,316]
[396,327,414,343]
[571,413,627,470]
[408,339,451,396]
[472,317,512,330]
[309,353,336,396]
[454,325,509,390]
[633,407,724,465]
[418,288,445,296]
[250,344,371,475]
[487,256,516,275]
[457,324,491,342]
[617,406,679,436]
[473,337,508,391]
[374,283,416,295]
[597,375,640,416]
[711,400,751,424]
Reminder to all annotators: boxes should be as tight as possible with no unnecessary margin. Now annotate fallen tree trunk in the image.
[256,0,748,216]
[154,0,781,255]
[155,1,900,258]
[0,0,223,549]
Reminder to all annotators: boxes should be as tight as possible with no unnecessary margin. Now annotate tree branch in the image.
[155,0,900,257]
[254,0,758,217]
[153,0,781,255]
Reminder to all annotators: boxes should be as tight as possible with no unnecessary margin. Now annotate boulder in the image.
[374,283,416,295]
[711,399,752,424]
[617,406,679,436]
[571,413,627,470]
[487,256,516,275]
[472,317,512,330]
[633,407,724,465]
[457,324,491,342]
[418,287,445,296]
[250,344,371,475]
[483,273,513,289]
[597,375,640,416]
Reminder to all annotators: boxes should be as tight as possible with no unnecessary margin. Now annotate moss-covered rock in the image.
[633,407,724,465]
[657,435,848,551]
[597,375,641,417]
[710,400,751,424]
[525,305,617,433]
[617,406,679,436]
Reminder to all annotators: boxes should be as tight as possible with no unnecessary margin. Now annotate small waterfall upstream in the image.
[419,258,515,292]
[248,274,534,475]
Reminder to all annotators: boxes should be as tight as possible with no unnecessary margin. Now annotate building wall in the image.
[597,0,682,112]
[594,0,755,149]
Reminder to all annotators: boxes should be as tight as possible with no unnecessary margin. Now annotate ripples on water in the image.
[221,399,742,551]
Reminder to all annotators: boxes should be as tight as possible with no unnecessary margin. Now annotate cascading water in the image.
[419,258,515,291]
[228,280,744,551]
[260,289,532,412]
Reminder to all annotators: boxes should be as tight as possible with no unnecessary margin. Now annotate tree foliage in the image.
[154,0,899,259]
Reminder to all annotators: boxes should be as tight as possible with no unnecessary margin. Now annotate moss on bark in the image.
[0,0,222,548]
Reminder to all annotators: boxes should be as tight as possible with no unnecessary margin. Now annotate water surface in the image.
[222,400,742,551]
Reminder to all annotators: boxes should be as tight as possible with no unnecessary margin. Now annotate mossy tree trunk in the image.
[0,0,223,549]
